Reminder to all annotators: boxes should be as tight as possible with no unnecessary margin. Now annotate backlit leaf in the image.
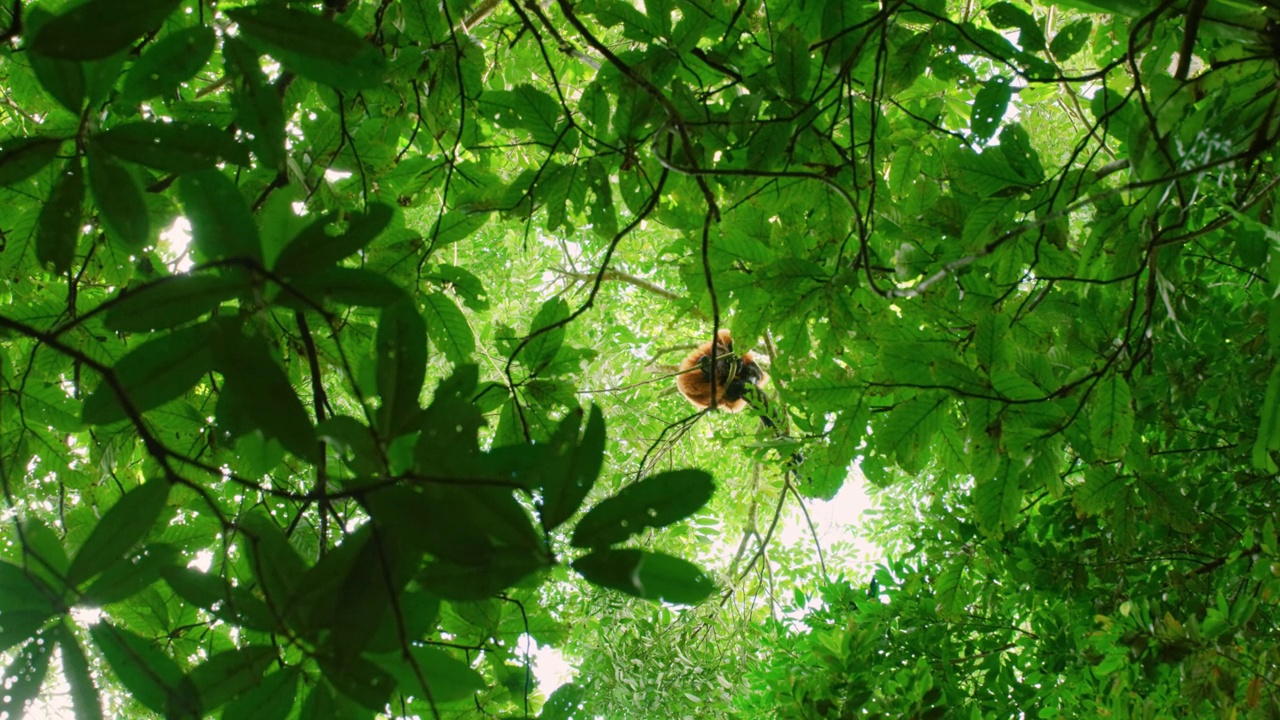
[573,549,714,604]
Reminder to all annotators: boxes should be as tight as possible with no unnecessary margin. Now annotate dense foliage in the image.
[2,0,1279,717]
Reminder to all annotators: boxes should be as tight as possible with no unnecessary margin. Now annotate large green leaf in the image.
[87,146,149,248]
[187,646,277,713]
[94,121,249,173]
[27,0,183,61]
[83,322,215,425]
[572,549,714,604]
[104,274,248,332]
[970,76,1013,143]
[35,155,84,275]
[0,136,62,187]
[178,169,263,262]
[89,622,198,717]
[479,85,564,146]
[1089,374,1133,461]
[422,290,475,364]
[222,667,299,720]
[80,544,178,606]
[571,469,713,548]
[66,479,170,587]
[540,405,605,531]
[121,26,217,104]
[376,297,427,437]
[212,332,317,462]
[273,203,394,277]
[228,5,387,90]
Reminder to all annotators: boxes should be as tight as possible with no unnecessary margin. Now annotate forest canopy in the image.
[1,0,1279,717]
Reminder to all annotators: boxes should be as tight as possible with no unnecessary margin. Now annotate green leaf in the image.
[285,267,407,309]
[579,81,610,130]
[571,469,713,548]
[971,76,1012,143]
[0,136,62,187]
[228,5,387,91]
[35,155,84,275]
[274,203,394,277]
[423,291,475,364]
[213,331,317,462]
[973,313,1013,374]
[121,26,217,104]
[948,145,1036,196]
[27,0,183,61]
[87,146,148,248]
[104,274,248,332]
[1089,375,1133,461]
[160,567,276,632]
[518,297,568,372]
[540,683,587,720]
[26,7,86,112]
[428,208,489,248]
[0,611,51,654]
[0,562,56,614]
[986,2,1045,52]
[418,550,548,601]
[178,169,263,262]
[188,646,277,713]
[427,263,490,311]
[934,557,970,619]
[223,37,286,170]
[235,515,307,632]
[774,25,811,100]
[89,622,198,718]
[314,654,396,712]
[1050,18,1092,61]
[541,405,605,531]
[80,544,178,606]
[83,322,215,425]
[222,667,300,720]
[386,647,486,702]
[1253,365,1280,471]
[1074,467,1129,516]
[973,459,1022,537]
[376,297,427,437]
[0,633,55,719]
[66,479,170,587]
[55,623,104,720]
[94,122,249,174]
[479,85,563,146]
[572,549,714,604]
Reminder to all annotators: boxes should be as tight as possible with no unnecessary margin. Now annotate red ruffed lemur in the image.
[676,329,774,423]
[677,330,803,468]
